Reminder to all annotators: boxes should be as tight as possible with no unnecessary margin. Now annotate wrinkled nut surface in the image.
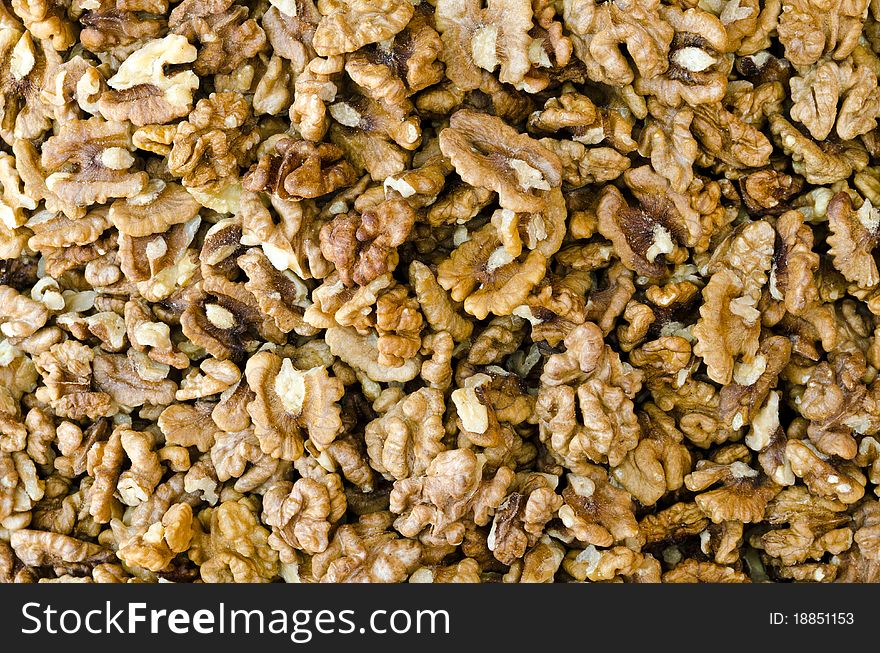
[2,0,880,586]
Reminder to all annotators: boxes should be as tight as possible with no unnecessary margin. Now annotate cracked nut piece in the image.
[243,137,356,200]
[685,459,781,523]
[312,0,414,57]
[365,387,446,482]
[190,499,279,582]
[390,449,514,546]
[245,351,344,461]
[98,35,200,127]
[439,110,562,213]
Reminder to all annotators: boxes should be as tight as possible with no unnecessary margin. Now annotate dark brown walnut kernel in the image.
[169,0,267,76]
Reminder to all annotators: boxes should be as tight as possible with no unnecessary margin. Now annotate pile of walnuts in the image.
[3,0,880,584]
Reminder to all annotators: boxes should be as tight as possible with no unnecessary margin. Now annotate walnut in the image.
[692,221,775,385]
[0,29,60,145]
[540,138,630,189]
[513,270,592,346]
[851,500,880,561]
[236,248,316,336]
[374,284,424,368]
[244,137,355,201]
[390,449,514,546]
[33,340,116,420]
[305,272,391,331]
[382,150,452,210]
[0,450,44,528]
[719,335,792,431]
[410,558,482,583]
[635,100,697,195]
[83,425,124,524]
[116,429,162,506]
[663,559,750,582]
[790,56,880,142]
[455,369,534,436]
[786,439,866,503]
[312,0,414,57]
[836,514,880,582]
[653,378,735,448]
[507,536,566,583]
[426,179,495,227]
[158,402,218,453]
[792,352,880,459]
[329,121,409,181]
[439,110,561,213]
[434,0,533,90]
[597,185,681,279]
[613,166,707,253]
[109,181,201,238]
[0,391,27,454]
[685,459,781,523]
[262,466,345,558]
[777,0,867,66]
[329,90,424,153]
[180,276,286,361]
[558,467,639,546]
[10,0,77,51]
[0,284,47,338]
[210,427,286,493]
[563,545,658,582]
[238,189,331,280]
[168,91,260,196]
[261,2,318,65]
[488,473,561,565]
[770,114,868,184]
[325,325,421,383]
[612,405,692,506]
[438,224,534,317]
[309,511,422,582]
[827,192,880,289]
[118,218,200,300]
[753,520,852,569]
[639,501,709,545]
[320,197,415,287]
[169,0,266,76]
[289,54,342,142]
[563,0,673,87]
[245,351,344,461]
[344,6,443,110]
[420,331,454,390]
[0,152,36,231]
[92,352,177,408]
[528,88,637,155]
[691,100,774,171]
[365,387,446,482]
[636,7,732,108]
[115,503,194,572]
[10,530,114,573]
[537,322,643,469]
[190,499,278,582]
[40,117,149,215]
[98,35,199,127]
[410,261,473,342]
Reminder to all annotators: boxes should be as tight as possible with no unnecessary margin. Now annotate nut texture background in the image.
[1,0,880,584]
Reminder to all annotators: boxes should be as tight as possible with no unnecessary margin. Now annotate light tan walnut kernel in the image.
[245,351,344,461]
[98,35,200,127]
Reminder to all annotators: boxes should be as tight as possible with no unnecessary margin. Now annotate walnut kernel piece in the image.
[98,35,200,127]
